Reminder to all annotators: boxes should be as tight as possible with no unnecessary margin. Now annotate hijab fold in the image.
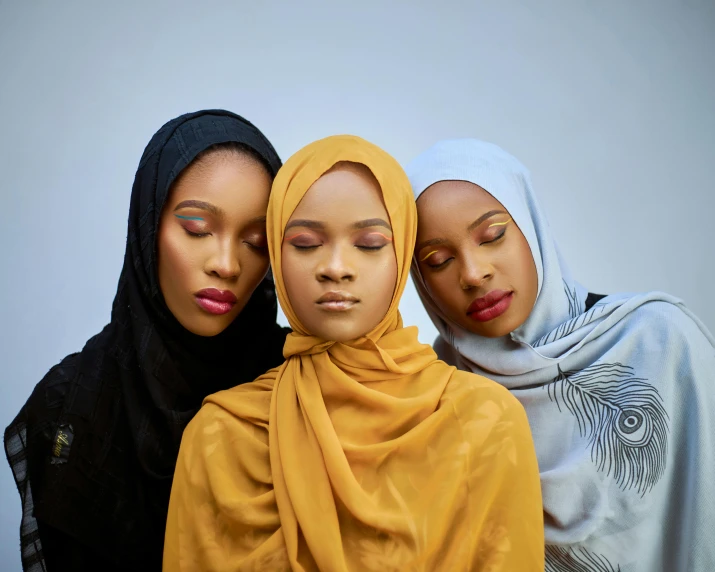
[406,139,715,571]
[165,135,544,571]
[4,110,289,571]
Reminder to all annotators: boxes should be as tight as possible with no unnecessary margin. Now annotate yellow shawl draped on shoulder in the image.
[164,136,544,571]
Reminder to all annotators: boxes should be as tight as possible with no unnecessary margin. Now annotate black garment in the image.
[4,110,290,572]
[585,292,607,312]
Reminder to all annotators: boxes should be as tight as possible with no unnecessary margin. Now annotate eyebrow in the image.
[174,200,223,217]
[352,218,391,231]
[467,210,508,232]
[285,219,323,231]
[284,218,392,232]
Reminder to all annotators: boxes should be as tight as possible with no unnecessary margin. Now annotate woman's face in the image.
[281,163,398,342]
[415,180,538,338]
[157,150,273,337]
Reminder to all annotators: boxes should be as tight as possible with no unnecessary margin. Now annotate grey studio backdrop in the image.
[1,0,713,568]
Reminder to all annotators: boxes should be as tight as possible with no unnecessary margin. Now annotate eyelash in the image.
[183,228,267,253]
[427,258,451,270]
[291,244,387,252]
[481,229,507,245]
[424,230,507,270]
[184,228,210,238]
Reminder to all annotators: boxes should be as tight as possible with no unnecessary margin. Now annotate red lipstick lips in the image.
[466,290,513,322]
[316,291,359,312]
[194,288,238,315]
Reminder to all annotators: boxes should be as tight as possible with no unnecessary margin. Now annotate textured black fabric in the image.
[584,292,607,312]
[4,110,290,571]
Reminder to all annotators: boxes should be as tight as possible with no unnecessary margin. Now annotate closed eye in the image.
[184,228,211,238]
[244,241,268,251]
[480,229,506,245]
[425,256,454,270]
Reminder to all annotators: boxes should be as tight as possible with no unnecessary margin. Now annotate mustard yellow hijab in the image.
[164,136,544,571]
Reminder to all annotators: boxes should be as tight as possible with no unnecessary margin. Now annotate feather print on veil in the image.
[546,363,669,496]
[406,138,715,570]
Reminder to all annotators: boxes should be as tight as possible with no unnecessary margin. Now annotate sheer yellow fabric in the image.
[164,136,544,571]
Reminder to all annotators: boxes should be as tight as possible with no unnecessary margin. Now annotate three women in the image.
[7,117,712,571]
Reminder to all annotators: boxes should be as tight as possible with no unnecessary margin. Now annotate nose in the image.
[458,249,494,291]
[316,243,356,283]
[205,239,241,280]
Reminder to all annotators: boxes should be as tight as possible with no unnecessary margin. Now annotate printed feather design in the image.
[564,281,580,320]
[546,362,669,495]
[546,545,621,572]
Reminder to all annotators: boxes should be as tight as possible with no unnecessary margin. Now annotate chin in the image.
[311,324,370,344]
[180,316,233,337]
[472,328,509,339]
[463,317,517,339]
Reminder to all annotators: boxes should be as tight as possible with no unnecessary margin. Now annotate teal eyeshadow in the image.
[174,214,204,221]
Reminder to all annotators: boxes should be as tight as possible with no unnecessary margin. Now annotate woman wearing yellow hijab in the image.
[164,135,544,571]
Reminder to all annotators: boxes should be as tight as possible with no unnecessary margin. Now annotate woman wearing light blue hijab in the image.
[406,139,715,572]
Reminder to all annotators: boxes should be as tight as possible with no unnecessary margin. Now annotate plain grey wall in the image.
[1,0,713,568]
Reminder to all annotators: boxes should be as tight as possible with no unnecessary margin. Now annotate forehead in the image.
[289,166,388,223]
[417,180,504,224]
[419,180,503,211]
[168,154,271,207]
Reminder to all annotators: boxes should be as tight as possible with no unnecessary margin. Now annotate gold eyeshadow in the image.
[420,249,440,262]
[284,232,315,242]
[487,217,512,228]
[364,232,393,242]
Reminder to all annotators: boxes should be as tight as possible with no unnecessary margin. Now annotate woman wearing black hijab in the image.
[4,110,290,571]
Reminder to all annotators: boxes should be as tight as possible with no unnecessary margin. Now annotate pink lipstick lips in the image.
[194,288,238,315]
[466,289,513,322]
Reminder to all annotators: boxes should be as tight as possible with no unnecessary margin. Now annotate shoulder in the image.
[178,382,272,484]
[16,352,82,428]
[435,368,534,467]
[618,298,713,349]
[441,367,530,429]
[195,371,279,434]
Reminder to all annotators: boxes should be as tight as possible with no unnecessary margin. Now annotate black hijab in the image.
[4,110,290,571]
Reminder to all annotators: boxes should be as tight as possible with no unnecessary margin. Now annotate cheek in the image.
[280,249,311,310]
[157,227,195,293]
[372,253,398,306]
[422,269,461,312]
[239,251,270,284]
[514,238,539,296]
